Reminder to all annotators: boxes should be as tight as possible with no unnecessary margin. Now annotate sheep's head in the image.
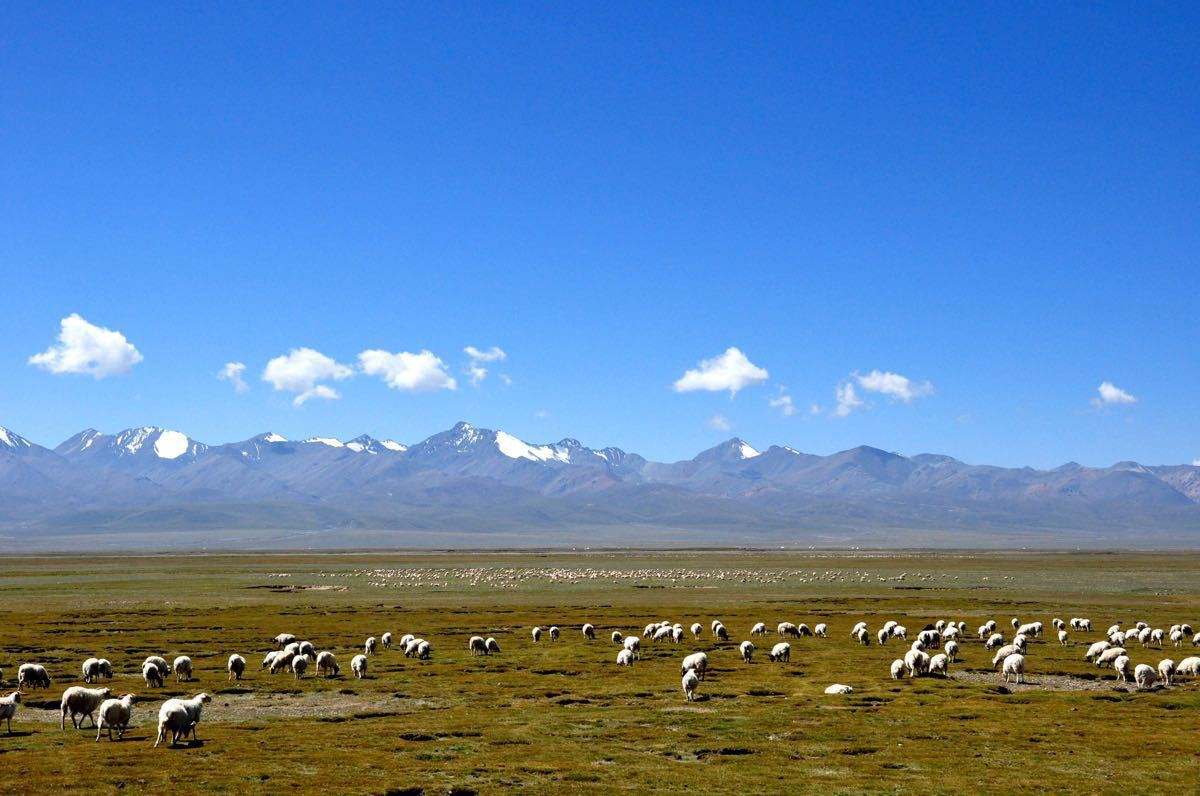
[8,691,20,704]
[99,687,112,697]
[197,693,212,703]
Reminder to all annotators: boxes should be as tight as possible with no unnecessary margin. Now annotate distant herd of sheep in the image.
[2,615,1196,745]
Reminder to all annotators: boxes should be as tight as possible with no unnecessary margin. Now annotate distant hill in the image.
[2,421,1198,550]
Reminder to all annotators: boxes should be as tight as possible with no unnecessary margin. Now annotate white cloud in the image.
[499,373,513,387]
[834,382,863,417]
[768,389,796,417]
[463,345,507,386]
[1192,458,1200,467]
[855,370,934,402]
[28,314,143,378]
[1092,381,1137,407]
[708,413,732,431]
[262,347,354,406]
[809,403,822,415]
[217,361,248,393]
[359,349,457,392]
[534,408,549,420]
[466,362,488,386]
[673,347,769,396]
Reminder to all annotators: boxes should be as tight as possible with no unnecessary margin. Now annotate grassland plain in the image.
[0,550,1197,794]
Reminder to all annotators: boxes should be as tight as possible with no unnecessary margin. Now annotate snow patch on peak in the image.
[738,441,761,459]
[381,440,407,452]
[345,441,367,453]
[262,433,287,443]
[153,430,190,459]
[495,431,570,463]
[0,426,30,449]
[304,437,344,448]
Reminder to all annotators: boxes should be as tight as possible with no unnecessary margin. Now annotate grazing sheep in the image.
[882,620,898,635]
[549,626,560,641]
[851,621,868,636]
[1096,647,1127,668]
[96,693,134,742]
[824,684,853,695]
[714,624,729,641]
[1107,624,1122,637]
[142,660,165,688]
[1182,623,1194,637]
[918,630,940,649]
[154,693,211,747]
[81,657,113,684]
[381,632,393,650]
[583,623,596,640]
[1001,653,1025,684]
[399,634,416,648]
[623,636,641,659]
[227,654,246,681]
[653,626,673,642]
[611,630,623,644]
[298,641,316,659]
[928,653,949,677]
[740,641,755,662]
[911,638,926,652]
[890,659,906,679]
[616,649,635,667]
[1150,628,1165,647]
[531,627,542,643]
[1169,629,1184,647]
[777,622,799,638]
[291,654,309,678]
[1058,630,1069,646]
[1079,619,1092,632]
[681,652,709,680]
[905,648,930,677]
[891,625,907,640]
[1157,659,1175,686]
[941,625,960,641]
[768,642,791,663]
[1085,640,1112,662]
[877,628,890,646]
[485,637,501,654]
[797,623,814,637]
[314,651,339,677]
[992,645,1019,668]
[273,633,297,649]
[682,669,700,701]
[260,651,279,671]
[1011,618,1021,630]
[814,623,828,638]
[1175,656,1200,678]
[415,641,431,660]
[351,654,368,679]
[269,651,295,675]
[365,637,378,655]
[403,638,423,657]
[1194,632,1200,647]
[1053,618,1065,631]
[18,663,52,691]
[855,628,870,646]
[935,620,946,633]
[61,686,111,729]
[944,640,960,662]
[692,622,705,638]
[1110,631,1127,647]
[1012,634,1028,653]
[1016,622,1042,638]
[469,636,487,656]
[671,626,685,644]
[979,620,997,638]
[0,691,20,734]
[1113,655,1133,683]
[173,656,192,682]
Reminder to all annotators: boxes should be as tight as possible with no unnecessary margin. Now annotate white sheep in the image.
[96,693,134,741]
[273,633,297,649]
[415,640,431,660]
[382,632,393,650]
[905,648,930,677]
[154,693,210,747]
[891,625,907,640]
[824,684,853,695]
[81,657,113,684]
[928,653,949,677]
[485,637,501,654]
[1157,659,1174,686]
[714,623,729,641]
[291,653,309,678]
[261,651,279,671]
[315,651,339,677]
[298,641,316,659]
[918,629,939,648]
[798,623,814,637]
[549,626,560,641]
[739,641,754,662]
[611,630,623,644]
[61,686,111,729]
[18,663,51,691]
[692,622,705,638]
[890,659,905,679]
[1058,630,1069,646]
[1113,655,1133,683]
[1013,634,1028,653]
[142,660,164,688]
[616,649,635,667]
[0,691,20,734]
[623,636,641,659]
[1001,653,1025,684]
[365,636,378,655]
[944,640,960,661]
[531,626,542,643]
[855,628,870,646]
[883,620,898,635]
[1169,629,1184,647]
[682,669,700,701]
[1085,640,1112,661]
[991,645,1019,668]
[269,650,295,674]
[876,628,890,646]
[351,654,368,679]
[750,622,766,636]
[768,642,791,663]
[814,623,828,637]
[227,654,246,681]
[653,626,673,642]
[173,656,192,682]
[1174,656,1200,678]
[399,633,416,648]
[582,624,596,640]
[469,636,487,655]
[1096,647,1127,668]
[851,621,868,636]
[778,622,799,638]
[681,652,709,680]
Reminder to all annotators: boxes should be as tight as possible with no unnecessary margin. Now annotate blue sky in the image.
[1,4,1196,467]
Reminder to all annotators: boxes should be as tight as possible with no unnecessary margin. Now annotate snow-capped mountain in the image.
[345,435,408,454]
[56,427,209,467]
[0,425,35,452]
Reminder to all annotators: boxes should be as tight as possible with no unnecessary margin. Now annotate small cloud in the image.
[28,314,143,378]
[359,349,457,392]
[834,382,863,417]
[463,345,507,386]
[768,388,796,417]
[855,370,934,402]
[673,347,769,396]
[1091,381,1137,408]
[466,362,488,386]
[809,403,822,415]
[708,413,732,431]
[263,347,354,406]
[499,373,513,387]
[217,362,248,393]
[534,409,549,420]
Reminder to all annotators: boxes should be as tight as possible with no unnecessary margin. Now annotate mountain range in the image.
[2,421,1199,550]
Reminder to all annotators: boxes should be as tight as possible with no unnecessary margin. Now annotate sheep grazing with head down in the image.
[682,669,700,702]
[154,693,211,748]
[768,642,791,663]
[1096,647,1127,668]
[582,623,596,640]
[173,656,192,682]
[1175,657,1200,679]
[399,634,415,648]
[890,659,906,680]
[1157,659,1175,686]
[61,686,111,729]
[531,627,542,643]
[943,640,960,662]
[314,651,339,677]
[851,621,867,637]
[415,641,432,660]
[81,657,113,684]
[681,652,709,680]
[611,630,623,644]
[1085,640,1112,662]
[1169,629,1184,647]
[750,622,767,636]
[671,626,684,644]
[273,633,297,649]
[778,622,800,638]
[298,641,316,659]
[797,623,814,638]
[381,632,393,650]
[549,626,560,641]
[714,624,729,642]
[1012,634,1028,654]
[992,645,1019,669]
[652,625,673,643]
[18,663,51,692]
[814,623,828,638]
[469,636,487,656]
[891,625,907,641]
[485,637,501,654]
[351,654,368,679]
[365,637,378,656]
[616,649,635,667]
[1112,655,1133,683]
[1001,653,1025,684]
[877,628,890,646]
[0,691,20,734]
[739,641,755,663]
[1058,630,1069,646]
[905,648,930,677]
[928,653,949,677]
[291,654,309,678]
[693,622,705,638]
[824,684,853,695]
[269,651,295,675]
[96,693,134,742]
[227,654,246,681]
[142,661,164,688]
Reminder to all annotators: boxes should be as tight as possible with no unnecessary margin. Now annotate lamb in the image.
[18,663,51,691]
[1058,630,1069,646]
[173,656,192,682]
[681,652,709,680]
[315,651,339,677]
[582,623,596,640]
[381,632,393,650]
[273,633,297,649]
[616,649,635,667]
[1112,655,1133,683]
[824,684,853,695]
[1157,659,1175,686]
[777,622,799,638]
[154,693,211,747]
[469,636,487,655]
[611,630,623,644]
[928,653,949,677]
[291,653,309,678]
[682,669,700,701]
[768,642,791,663]
[96,693,134,741]
[1001,653,1025,684]
[623,636,641,659]
[0,691,20,734]
[365,636,378,655]
[890,659,906,679]
[142,660,165,688]
[1096,647,1127,668]
[1085,640,1112,661]
[227,654,246,681]
[814,623,828,637]
[81,657,113,684]
[485,637,501,654]
[739,641,754,662]
[61,686,111,729]
[549,626,560,641]
[351,654,368,679]
[531,626,542,643]
[944,640,960,662]
[905,648,930,677]
[692,622,705,638]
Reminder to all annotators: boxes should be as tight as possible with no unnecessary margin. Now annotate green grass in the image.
[0,550,1197,793]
